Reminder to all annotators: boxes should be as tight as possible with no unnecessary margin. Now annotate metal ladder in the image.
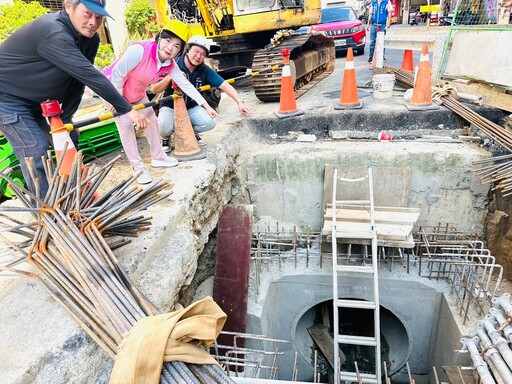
[331,166,381,384]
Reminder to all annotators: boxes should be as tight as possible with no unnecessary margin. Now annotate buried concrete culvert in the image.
[254,274,448,382]
[293,298,411,381]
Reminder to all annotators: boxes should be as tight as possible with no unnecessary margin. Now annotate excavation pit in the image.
[0,66,510,383]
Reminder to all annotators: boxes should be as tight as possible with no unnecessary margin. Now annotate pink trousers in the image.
[110,96,167,171]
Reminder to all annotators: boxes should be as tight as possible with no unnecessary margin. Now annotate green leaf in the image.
[94,44,115,70]
[0,0,49,43]
[124,0,157,39]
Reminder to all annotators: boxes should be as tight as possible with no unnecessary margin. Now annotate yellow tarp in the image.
[110,297,227,384]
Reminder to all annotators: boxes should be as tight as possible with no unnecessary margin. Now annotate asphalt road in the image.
[337,42,414,85]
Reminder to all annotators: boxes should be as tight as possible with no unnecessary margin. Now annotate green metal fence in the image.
[437,0,512,79]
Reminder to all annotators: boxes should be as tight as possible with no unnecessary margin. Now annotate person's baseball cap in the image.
[80,0,112,18]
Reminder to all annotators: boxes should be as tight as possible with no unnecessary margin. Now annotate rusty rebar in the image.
[0,153,233,382]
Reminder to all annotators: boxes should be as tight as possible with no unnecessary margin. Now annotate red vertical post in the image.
[213,204,253,368]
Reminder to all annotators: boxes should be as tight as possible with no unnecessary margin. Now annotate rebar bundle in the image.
[0,151,234,383]
[416,226,503,325]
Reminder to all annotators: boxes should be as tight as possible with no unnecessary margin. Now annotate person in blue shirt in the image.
[366,0,394,65]
[153,35,251,150]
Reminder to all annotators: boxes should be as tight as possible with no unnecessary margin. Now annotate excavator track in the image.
[251,34,335,102]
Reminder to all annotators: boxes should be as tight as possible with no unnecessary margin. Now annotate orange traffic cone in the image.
[276,49,304,119]
[335,48,362,110]
[171,84,206,161]
[41,100,77,176]
[406,44,439,111]
[401,49,414,71]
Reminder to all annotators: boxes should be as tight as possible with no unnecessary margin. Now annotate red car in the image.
[306,6,366,55]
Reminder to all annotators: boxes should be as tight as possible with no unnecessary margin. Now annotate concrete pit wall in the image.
[241,138,491,233]
[246,273,471,382]
[238,123,485,381]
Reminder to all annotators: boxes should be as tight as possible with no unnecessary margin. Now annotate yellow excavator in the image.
[154,0,334,101]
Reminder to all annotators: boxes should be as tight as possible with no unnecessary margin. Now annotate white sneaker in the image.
[136,168,152,184]
[151,155,178,168]
[162,138,171,153]
[195,133,206,147]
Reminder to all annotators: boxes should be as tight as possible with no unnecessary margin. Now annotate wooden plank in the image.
[322,166,418,248]
[326,203,420,214]
[324,209,420,225]
[308,325,346,369]
[326,216,416,227]
[322,232,416,248]
[327,214,418,226]
[323,217,414,235]
[322,203,420,242]
[323,220,413,241]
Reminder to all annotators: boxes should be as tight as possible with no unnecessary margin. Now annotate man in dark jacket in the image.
[0,0,150,196]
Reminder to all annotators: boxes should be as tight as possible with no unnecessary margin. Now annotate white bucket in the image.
[372,74,396,99]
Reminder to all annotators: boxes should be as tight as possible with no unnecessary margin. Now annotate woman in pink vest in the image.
[103,22,219,184]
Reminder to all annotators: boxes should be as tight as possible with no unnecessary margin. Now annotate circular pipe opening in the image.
[295,299,411,381]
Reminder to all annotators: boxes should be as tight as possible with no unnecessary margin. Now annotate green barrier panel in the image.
[0,136,25,198]
[78,119,122,162]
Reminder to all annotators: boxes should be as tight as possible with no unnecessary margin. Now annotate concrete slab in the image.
[445,31,512,88]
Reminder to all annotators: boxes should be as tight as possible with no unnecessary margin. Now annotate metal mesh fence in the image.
[447,0,512,26]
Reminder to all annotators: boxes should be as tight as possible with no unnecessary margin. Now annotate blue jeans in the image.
[158,105,216,139]
[368,24,387,62]
[0,99,79,197]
